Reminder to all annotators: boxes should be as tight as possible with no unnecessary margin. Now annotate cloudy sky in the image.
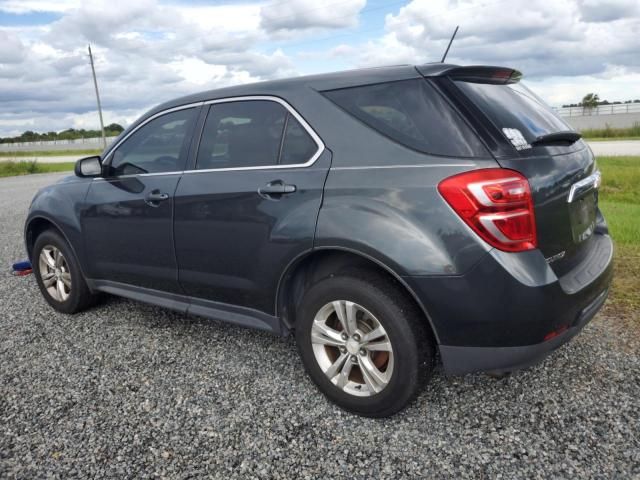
[0,0,639,136]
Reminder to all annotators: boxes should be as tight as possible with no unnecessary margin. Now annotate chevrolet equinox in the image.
[25,64,613,417]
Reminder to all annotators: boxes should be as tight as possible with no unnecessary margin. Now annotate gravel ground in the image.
[1,173,639,479]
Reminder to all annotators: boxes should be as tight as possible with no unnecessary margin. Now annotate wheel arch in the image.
[25,216,65,259]
[275,247,441,344]
[24,215,89,281]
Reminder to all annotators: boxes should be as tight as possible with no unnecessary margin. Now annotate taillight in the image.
[438,169,537,252]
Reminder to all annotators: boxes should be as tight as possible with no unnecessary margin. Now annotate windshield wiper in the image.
[531,131,582,147]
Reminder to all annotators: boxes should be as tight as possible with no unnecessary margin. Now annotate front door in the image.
[174,99,330,314]
[82,106,198,293]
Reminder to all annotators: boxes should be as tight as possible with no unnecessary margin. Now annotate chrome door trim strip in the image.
[331,163,476,170]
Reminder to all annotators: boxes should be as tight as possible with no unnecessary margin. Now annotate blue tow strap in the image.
[11,259,32,276]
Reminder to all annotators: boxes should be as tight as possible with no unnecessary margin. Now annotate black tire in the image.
[295,270,435,417]
[32,229,96,314]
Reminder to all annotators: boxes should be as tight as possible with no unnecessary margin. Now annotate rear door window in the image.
[322,79,488,157]
[196,101,286,170]
[196,100,320,170]
[280,114,318,165]
[454,80,572,146]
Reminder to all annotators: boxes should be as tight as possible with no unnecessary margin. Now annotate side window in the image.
[280,114,318,165]
[322,79,488,157]
[109,108,195,176]
[196,101,286,170]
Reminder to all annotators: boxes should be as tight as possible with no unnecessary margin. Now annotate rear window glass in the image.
[322,79,488,157]
[455,81,572,144]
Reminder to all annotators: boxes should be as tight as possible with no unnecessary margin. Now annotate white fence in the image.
[555,103,640,117]
[0,136,117,152]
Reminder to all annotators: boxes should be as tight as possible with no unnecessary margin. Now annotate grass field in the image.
[0,149,101,158]
[586,136,640,142]
[581,123,640,141]
[0,160,76,177]
[596,156,639,318]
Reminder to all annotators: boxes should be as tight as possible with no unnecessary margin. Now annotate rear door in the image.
[445,72,600,274]
[173,98,330,315]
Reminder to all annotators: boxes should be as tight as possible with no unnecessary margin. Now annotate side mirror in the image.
[74,156,102,178]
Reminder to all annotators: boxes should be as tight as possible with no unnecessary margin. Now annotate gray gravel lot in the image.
[1,173,639,479]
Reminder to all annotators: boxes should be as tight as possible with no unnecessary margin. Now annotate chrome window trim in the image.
[185,95,325,174]
[99,95,325,179]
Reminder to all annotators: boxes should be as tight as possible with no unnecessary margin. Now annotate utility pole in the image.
[441,25,459,63]
[88,44,107,149]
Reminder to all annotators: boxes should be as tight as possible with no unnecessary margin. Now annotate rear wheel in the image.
[295,271,434,417]
[33,230,96,314]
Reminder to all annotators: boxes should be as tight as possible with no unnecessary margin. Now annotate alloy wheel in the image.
[38,245,72,302]
[310,300,394,397]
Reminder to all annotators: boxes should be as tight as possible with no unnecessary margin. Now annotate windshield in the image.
[455,80,572,145]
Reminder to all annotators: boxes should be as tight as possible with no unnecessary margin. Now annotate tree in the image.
[105,123,124,133]
[582,93,600,114]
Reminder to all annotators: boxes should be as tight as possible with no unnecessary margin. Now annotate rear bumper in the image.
[403,232,613,375]
[439,287,608,374]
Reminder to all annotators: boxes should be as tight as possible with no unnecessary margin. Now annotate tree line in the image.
[0,124,125,144]
[562,95,640,109]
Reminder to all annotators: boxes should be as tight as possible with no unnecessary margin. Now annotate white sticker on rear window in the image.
[502,128,532,151]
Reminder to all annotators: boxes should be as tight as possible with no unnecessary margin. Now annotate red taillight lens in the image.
[438,169,537,252]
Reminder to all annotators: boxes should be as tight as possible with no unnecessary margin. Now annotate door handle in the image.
[145,190,169,206]
[258,181,297,197]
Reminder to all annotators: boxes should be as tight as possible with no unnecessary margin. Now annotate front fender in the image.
[24,176,91,268]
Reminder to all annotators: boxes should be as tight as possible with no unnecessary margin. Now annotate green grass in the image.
[597,156,640,318]
[586,136,640,142]
[0,149,101,157]
[0,160,75,177]
[581,123,640,140]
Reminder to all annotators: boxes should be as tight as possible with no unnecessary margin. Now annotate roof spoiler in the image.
[417,64,522,84]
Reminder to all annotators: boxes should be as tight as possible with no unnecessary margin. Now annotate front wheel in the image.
[32,229,96,314]
[295,271,434,417]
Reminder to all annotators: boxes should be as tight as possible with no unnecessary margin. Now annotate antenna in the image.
[441,25,459,63]
[88,44,107,149]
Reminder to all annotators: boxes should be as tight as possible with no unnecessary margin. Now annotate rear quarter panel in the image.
[316,160,495,276]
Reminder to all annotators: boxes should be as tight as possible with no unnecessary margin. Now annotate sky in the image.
[0,0,639,137]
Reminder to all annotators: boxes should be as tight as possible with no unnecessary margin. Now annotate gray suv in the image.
[25,63,613,417]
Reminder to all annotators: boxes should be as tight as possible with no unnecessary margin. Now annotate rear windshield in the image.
[454,80,572,145]
[322,79,488,157]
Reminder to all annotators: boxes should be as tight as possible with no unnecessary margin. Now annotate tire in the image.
[32,229,96,314]
[295,270,435,417]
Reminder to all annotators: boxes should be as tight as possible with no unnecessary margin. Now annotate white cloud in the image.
[333,0,640,105]
[0,0,80,14]
[0,0,302,136]
[0,30,26,63]
[260,0,366,32]
[1,0,640,136]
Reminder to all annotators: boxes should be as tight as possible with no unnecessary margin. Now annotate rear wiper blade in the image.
[531,131,582,147]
